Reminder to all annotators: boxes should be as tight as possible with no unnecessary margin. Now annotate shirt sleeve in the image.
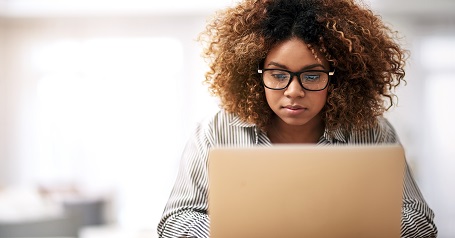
[157,122,211,238]
[376,118,438,237]
[400,162,438,237]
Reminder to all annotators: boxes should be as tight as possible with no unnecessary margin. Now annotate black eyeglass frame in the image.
[257,68,335,91]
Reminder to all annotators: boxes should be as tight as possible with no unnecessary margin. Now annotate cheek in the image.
[264,89,280,106]
[316,90,329,106]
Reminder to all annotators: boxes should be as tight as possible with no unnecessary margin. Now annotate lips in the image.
[283,105,306,110]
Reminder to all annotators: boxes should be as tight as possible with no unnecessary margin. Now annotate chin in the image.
[281,118,312,127]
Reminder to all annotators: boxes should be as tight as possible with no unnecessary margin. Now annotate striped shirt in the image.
[157,109,438,238]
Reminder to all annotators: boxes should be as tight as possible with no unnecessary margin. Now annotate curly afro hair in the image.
[198,0,408,133]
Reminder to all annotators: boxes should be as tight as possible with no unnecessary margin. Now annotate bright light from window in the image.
[35,37,185,229]
[421,37,455,70]
[421,36,455,237]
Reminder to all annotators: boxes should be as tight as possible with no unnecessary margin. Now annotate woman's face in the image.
[263,38,330,128]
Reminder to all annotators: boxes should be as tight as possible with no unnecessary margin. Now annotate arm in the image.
[400,162,438,238]
[157,123,212,238]
[373,118,438,237]
[158,211,209,238]
[379,120,438,238]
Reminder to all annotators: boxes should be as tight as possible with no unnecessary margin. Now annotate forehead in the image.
[265,38,329,69]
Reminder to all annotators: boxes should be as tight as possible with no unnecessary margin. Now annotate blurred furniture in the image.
[0,199,105,238]
[0,215,78,238]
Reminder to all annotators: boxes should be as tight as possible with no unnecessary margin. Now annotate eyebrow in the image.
[266,61,326,71]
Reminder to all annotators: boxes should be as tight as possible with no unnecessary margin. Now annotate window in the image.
[33,37,193,228]
[420,36,455,236]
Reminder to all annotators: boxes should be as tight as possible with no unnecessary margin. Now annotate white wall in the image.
[0,18,9,187]
[382,14,455,238]
[414,22,455,238]
[0,15,219,229]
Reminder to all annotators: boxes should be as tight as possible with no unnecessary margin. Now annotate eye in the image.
[272,74,289,81]
[267,70,290,82]
[302,72,323,83]
[305,75,320,81]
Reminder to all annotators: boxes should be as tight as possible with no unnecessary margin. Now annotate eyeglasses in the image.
[258,68,335,91]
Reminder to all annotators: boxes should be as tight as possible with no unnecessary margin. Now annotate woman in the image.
[157,0,438,237]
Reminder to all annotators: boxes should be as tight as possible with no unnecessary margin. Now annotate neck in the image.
[267,117,325,144]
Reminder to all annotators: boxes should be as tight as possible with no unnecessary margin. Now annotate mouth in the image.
[283,105,306,110]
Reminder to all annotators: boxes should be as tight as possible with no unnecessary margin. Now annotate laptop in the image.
[208,144,405,238]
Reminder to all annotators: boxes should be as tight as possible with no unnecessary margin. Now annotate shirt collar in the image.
[228,114,348,144]
[228,116,261,145]
[320,126,347,144]
[229,116,256,128]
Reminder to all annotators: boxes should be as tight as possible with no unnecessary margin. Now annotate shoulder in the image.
[374,117,399,143]
[343,116,400,144]
[200,109,254,130]
[196,109,258,146]
[208,109,242,125]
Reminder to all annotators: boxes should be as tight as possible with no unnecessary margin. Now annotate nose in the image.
[284,76,305,98]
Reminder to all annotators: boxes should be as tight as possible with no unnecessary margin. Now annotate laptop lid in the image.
[208,144,405,238]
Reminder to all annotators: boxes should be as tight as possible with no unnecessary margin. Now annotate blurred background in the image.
[0,0,454,237]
